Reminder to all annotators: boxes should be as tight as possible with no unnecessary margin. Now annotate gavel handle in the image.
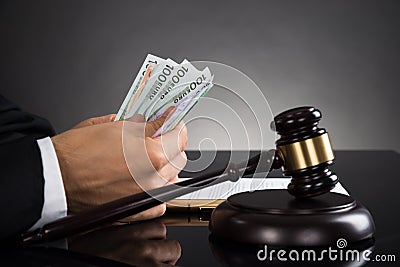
[21,152,268,246]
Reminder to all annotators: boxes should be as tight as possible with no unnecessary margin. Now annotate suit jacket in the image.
[0,95,55,243]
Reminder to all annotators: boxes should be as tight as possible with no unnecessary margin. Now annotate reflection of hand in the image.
[51,107,187,221]
[68,220,181,266]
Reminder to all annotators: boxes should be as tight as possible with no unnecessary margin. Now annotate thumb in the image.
[145,106,175,137]
[128,114,145,123]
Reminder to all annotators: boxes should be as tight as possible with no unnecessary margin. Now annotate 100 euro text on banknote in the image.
[115,54,214,137]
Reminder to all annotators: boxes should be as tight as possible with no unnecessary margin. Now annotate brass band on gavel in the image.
[276,133,334,172]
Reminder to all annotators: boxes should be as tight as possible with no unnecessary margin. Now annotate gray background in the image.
[1,0,399,151]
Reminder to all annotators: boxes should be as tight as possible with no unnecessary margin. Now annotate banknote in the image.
[127,57,179,118]
[152,79,214,137]
[146,66,213,122]
[115,54,214,137]
[115,54,164,121]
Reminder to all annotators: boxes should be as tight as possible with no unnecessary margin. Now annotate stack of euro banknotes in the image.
[115,54,214,137]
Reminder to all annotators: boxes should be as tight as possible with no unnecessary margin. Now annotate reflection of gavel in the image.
[21,106,338,245]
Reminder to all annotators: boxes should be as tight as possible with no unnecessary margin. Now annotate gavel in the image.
[21,106,338,245]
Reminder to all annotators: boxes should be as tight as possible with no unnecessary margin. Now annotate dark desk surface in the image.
[2,150,399,266]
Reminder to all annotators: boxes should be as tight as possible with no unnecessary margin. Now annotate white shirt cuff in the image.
[30,137,67,230]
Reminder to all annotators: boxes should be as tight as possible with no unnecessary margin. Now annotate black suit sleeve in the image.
[0,95,56,242]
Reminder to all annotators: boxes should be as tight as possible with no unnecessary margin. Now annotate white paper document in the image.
[175,178,349,200]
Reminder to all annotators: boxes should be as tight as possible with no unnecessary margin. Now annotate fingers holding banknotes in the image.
[143,123,188,191]
[124,106,187,187]
[51,107,187,221]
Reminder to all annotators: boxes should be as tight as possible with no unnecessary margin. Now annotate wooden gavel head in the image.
[210,107,375,247]
[271,106,338,198]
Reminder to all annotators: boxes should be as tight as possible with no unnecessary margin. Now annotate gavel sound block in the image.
[209,107,375,246]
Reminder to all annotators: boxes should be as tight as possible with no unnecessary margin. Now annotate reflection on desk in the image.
[68,220,181,266]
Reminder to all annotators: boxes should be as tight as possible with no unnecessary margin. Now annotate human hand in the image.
[71,114,117,129]
[51,107,187,221]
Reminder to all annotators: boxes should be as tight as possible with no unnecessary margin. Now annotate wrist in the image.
[51,134,74,208]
